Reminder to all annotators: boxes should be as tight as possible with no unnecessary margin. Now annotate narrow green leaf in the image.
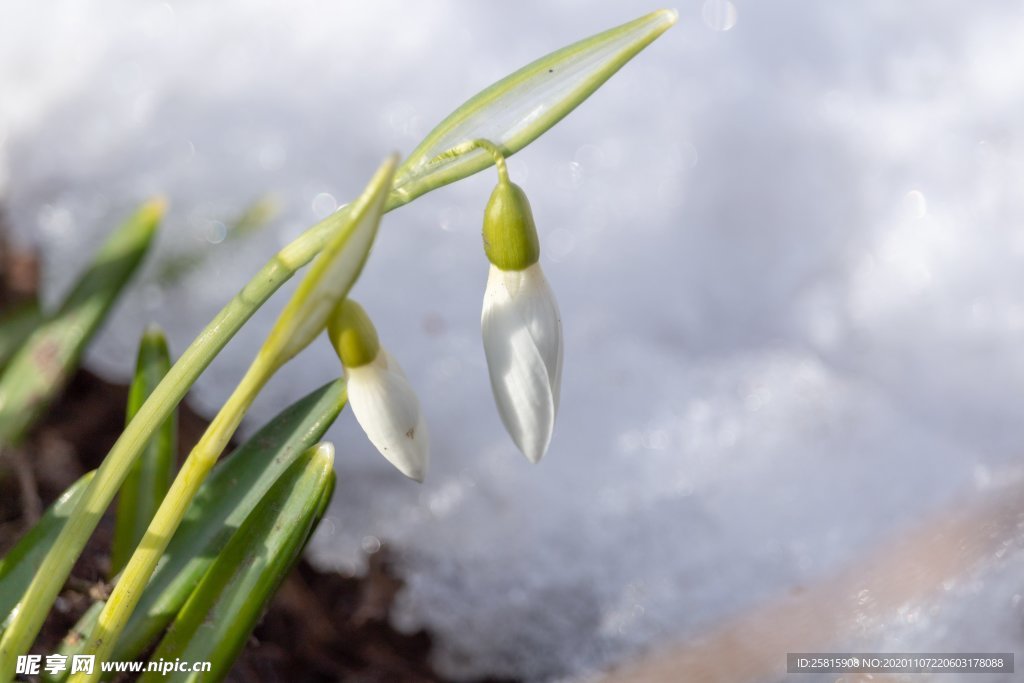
[110,326,176,577]
[391,9,677,201]
[0,472,94,635]
[40,601,103,683]
[0,200,164,447]
[111,379,346,662]
[0,299,44,371]
[140,443,335,683]
[43,380,346,676]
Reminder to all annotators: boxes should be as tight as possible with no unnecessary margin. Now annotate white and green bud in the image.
[478,149,564,463]
[328,300,429,482]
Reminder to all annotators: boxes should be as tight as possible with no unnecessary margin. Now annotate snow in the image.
[4,1,1024,680]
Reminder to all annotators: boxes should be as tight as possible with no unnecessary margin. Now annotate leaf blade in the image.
[0,200,164,446]
[111,378,346,662]
[110,326,176,577]
[140,443,335,683]
[0,472,95,635]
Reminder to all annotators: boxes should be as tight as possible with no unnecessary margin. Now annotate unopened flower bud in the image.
[480,172,563,463]
[328,300,429,482]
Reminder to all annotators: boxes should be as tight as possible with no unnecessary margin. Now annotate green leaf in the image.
[40,380,345,679]
[0,472,94,635]
[111,378,346,662]
[140,443,335,683]
[40,601,104,683]
[110,326,176,577]
[0,200,164,447]
[391,9,677,202]
[0,299,44,371]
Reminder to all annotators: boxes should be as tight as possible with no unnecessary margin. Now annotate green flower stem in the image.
[443,139,510,184]
[69,356,273,681]
[456,139,542,271]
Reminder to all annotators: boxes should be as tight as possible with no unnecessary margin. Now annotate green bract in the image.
[261,155,396,371]
[392,9,677,200]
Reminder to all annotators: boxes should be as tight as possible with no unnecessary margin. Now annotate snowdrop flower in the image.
[480,162,563,463]
[328,299,429,482]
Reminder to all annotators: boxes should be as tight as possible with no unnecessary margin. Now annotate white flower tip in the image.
[519,434,550,465]
[346,352,430,483]
[385,417,429,482]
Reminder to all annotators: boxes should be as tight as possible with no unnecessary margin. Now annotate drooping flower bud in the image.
[328,299,429,482]
[480,168,563,463]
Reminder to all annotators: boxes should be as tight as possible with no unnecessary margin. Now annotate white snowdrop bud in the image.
[480,175,563,462]
[328,300,429,482]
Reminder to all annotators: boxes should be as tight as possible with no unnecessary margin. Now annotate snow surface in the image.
[4,1,1024,680]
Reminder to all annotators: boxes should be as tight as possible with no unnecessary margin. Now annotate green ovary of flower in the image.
[328,299,381,368]
[483,178,540,271]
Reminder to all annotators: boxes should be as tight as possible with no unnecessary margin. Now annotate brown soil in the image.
[0,225,515,683]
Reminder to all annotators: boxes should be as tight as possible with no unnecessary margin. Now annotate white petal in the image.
[346,351,429,482]
[481,263,564,463]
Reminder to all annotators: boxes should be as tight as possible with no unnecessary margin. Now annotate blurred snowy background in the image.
[3,1,1024,680]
